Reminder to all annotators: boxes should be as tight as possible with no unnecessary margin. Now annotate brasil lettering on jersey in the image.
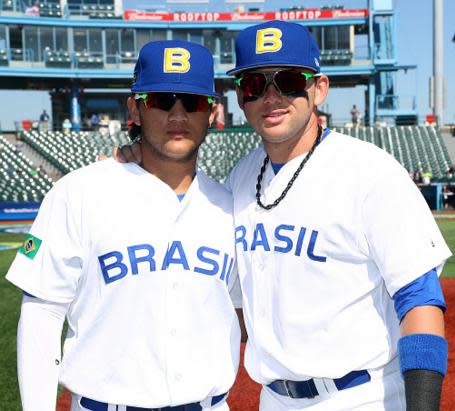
[98,240,235,285]
[235,223,327,262]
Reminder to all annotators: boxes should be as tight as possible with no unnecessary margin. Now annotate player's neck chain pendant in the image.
[255,125,323,210]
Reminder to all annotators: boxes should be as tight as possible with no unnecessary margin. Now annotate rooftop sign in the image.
[123,9,369,22]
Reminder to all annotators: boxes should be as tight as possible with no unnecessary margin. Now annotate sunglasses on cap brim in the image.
[134,92,215,113]
[235,68,320,102]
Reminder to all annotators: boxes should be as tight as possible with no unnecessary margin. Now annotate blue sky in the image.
[0,0,454,129]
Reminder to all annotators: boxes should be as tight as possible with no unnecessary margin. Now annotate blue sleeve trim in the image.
[393,269,446,322]
[23,291,36,298]
[398,334,448,376]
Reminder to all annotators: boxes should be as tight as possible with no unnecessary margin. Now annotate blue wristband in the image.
[398,333,448,376]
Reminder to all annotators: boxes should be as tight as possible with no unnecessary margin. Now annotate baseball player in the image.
[225,20,450,410]
[113,21,450,411]
[6,40,241,411]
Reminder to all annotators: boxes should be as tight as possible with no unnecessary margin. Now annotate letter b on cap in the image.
[256,28,282,54]
[163,48,190,73]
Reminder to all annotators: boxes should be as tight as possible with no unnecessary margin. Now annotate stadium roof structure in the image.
[0,0,417,127]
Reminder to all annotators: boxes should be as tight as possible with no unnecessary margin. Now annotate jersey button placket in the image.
[164,231,187,399]
[164,218,185,400]
[252,210,274,337]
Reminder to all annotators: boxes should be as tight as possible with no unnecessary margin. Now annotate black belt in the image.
[80,392,227,411]
[267,370,371,399]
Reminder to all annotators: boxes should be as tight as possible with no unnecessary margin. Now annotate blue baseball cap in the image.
[131,40,220,97]
[227,20,321,76]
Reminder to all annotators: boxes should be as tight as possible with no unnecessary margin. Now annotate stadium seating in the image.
[1,0,14,11]
[320,49,353,65]
[14,126,453,196]
[69,4,117,19]
[44,48,72,68]
[19,128,261,183]
[10,48,23,61]
[198,129,262,182]
[120,51,136,64]
[0,136,54,202]
[20,130,130,175]
[38,1,62,18]
[0,48,8,66]
[89,4,116,19]
[75,51,104,69]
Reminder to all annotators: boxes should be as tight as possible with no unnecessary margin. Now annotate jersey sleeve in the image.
[17,295,67,411]
[6,181,84,304]
[360,164,451,296]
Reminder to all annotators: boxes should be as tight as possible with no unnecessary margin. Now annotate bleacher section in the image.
[205,126,453,182]
[9,126,452,199]
[333,126,452,180]
[21,130,130,174]
[0,136,54,202]
[20,128,261,183]
[199,129,262,182]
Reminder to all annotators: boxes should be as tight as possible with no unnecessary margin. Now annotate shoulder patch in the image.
[19,234,42,260]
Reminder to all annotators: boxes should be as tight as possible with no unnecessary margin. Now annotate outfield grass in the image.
[437,220,455,278]
[0,219,455,409]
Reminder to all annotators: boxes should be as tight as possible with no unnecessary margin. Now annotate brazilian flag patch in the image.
[19,234,42,260]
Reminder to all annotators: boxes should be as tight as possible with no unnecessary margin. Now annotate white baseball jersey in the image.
[226,130,450,385]
[7,158,241,408]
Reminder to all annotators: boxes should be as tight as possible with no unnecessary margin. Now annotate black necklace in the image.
[255,125,323,210]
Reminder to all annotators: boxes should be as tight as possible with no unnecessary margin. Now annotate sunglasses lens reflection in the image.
[238,69,313,100]
[275,70,308,94]
[142,93,212,113]
[241,73,267,99]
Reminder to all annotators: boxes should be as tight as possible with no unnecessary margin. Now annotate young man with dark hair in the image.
[7,41,241,411]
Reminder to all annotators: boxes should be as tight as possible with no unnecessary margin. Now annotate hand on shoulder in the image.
[112,142,142,165]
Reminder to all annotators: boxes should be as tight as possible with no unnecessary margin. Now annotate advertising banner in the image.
[123,9,369,22]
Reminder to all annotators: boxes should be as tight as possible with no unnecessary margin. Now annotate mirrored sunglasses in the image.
[235,69,318,102]
[134,92,214,113]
